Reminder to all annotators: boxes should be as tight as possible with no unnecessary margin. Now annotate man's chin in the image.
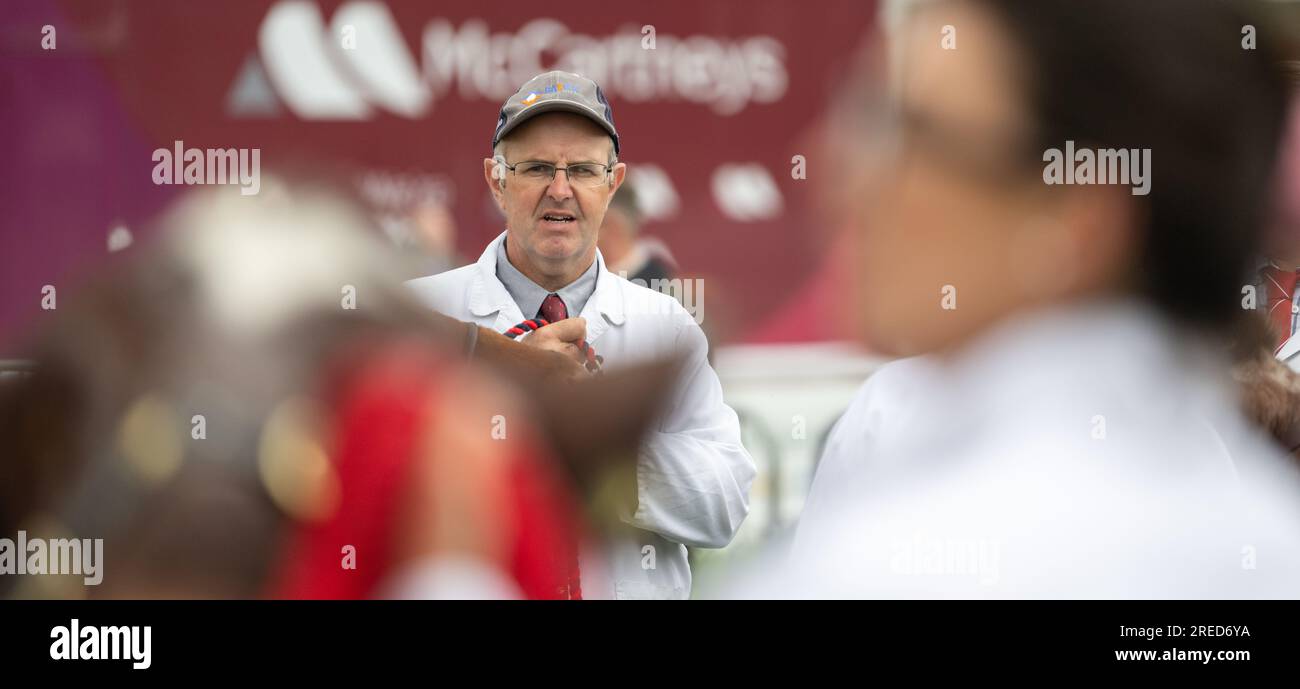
[532,229,584,258]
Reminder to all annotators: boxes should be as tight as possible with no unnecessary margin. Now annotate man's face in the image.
[485,112,626,280]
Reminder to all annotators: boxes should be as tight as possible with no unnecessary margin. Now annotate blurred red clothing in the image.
[269,342,583,599]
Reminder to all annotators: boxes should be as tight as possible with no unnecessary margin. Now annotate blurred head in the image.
[852,0,1290,356]
[408,200,458,265]
[597,182,642,265]
[484,112,627,290]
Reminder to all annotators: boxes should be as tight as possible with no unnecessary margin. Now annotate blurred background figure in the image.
[407,200,461,275]
[1235,64,1300,464]
[598,182,679,287]
[747,0,1300,598]
[598,181,732,365]
[378,193,463,278]
[1251,64,1300,365]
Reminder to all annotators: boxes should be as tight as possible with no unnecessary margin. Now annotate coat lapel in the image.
[468,232,525,332]
[580,249,627,345]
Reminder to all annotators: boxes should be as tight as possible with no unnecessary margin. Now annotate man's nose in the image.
[545,168,575,201]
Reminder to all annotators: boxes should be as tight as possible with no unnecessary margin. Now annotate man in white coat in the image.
[407,71,754,599]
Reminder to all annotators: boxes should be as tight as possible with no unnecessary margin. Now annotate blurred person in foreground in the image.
[777,0,1300,598]
[0,181,675,599]
[408,71,754,599]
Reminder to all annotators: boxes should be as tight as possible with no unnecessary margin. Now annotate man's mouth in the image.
[540,211,576,225]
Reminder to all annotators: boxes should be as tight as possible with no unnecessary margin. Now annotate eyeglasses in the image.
[499,159,613,189]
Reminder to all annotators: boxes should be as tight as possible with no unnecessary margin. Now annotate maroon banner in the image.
[0,0,877,352]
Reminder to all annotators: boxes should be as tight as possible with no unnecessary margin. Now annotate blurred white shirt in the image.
[775,300,1300,598]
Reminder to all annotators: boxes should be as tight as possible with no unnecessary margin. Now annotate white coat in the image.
[778,300,1300,598]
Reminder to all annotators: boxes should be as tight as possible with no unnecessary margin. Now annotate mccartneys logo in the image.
[225,2,789,119]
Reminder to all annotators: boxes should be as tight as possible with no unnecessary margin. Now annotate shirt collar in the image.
[495,235,599,319]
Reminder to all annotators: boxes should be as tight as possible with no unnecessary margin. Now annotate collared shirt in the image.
[495,235,598,320]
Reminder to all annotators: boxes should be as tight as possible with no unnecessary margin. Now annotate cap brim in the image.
[495,99,618,152]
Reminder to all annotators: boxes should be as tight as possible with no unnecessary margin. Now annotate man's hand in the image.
[471,321,586,382]
[523,317,588,364]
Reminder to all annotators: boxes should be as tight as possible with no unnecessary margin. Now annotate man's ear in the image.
[598,163,628,218]
[483,157,507,211]
[610,162,627,195]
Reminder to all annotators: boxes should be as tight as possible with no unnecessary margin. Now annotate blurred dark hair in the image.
[608,180,642,227]
[981,0,1292,328]
[1231,314,1300,459]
